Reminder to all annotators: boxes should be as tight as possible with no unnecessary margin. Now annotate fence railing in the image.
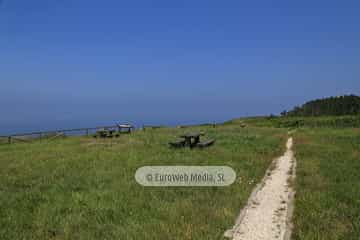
[0,125,131,144]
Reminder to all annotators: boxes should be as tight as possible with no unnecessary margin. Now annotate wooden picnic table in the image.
[169,131,214,149]
[179,132,204,148]
[96,129,108,138]
[117,124,134,133]
[95,128,118,138]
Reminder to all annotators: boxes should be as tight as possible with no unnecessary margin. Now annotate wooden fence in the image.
[0,125,129,145]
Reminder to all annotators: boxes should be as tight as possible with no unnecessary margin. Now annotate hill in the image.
[283,94,360,116]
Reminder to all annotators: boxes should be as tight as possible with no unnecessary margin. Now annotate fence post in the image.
[86,129,89,136]
[8,136,11,144]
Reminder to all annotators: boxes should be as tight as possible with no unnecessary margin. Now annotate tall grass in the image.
[0,125,286,240]
[292,128,360,240]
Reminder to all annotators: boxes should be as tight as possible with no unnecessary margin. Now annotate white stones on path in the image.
[225,138,296,240]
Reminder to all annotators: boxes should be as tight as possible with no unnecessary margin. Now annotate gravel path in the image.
[225,137,296,240]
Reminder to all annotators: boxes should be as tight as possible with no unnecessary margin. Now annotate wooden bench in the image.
[94,130,106,138]
[196,139,215,148]
[169,139,186,148]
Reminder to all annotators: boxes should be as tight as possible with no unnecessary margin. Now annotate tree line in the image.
[282,95,360,117]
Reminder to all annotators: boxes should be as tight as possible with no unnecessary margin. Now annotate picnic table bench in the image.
[117,124,134,133]
[197,139,215,148]
[94,128,120,138]
[179,132,204,148]
[93,124,134,138]
[168,139,186,148]
[169,132,215,149]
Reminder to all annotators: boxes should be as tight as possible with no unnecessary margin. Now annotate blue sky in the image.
[1,0,359,134]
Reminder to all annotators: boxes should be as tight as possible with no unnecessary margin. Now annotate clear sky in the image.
[1,0,359,134]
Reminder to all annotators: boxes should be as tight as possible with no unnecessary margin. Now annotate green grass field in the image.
[2,117,360,239]
[292,128,360,240]
[241,116,360,239]
[0,124,286,240]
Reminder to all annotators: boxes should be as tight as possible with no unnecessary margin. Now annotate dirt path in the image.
[225,137,296,240]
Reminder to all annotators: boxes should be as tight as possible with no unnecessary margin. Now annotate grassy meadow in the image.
[229,115,360,239]
[292,128,360,240]
[2,115,360,239]
[0,124,286,240]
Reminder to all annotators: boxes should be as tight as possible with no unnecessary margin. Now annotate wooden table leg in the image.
[185,137,191,147]
[194,136,200,145]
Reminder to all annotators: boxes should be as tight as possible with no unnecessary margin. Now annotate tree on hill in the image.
[284,95,360,116]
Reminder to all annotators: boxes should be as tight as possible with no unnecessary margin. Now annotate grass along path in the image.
[292,128,360,239]
[225,137,296,240]
[0,125,286,240]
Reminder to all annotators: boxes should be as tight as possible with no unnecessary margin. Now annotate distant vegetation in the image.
[227,94,360,129]
[228,115,360,128]
[282,94,360,117]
